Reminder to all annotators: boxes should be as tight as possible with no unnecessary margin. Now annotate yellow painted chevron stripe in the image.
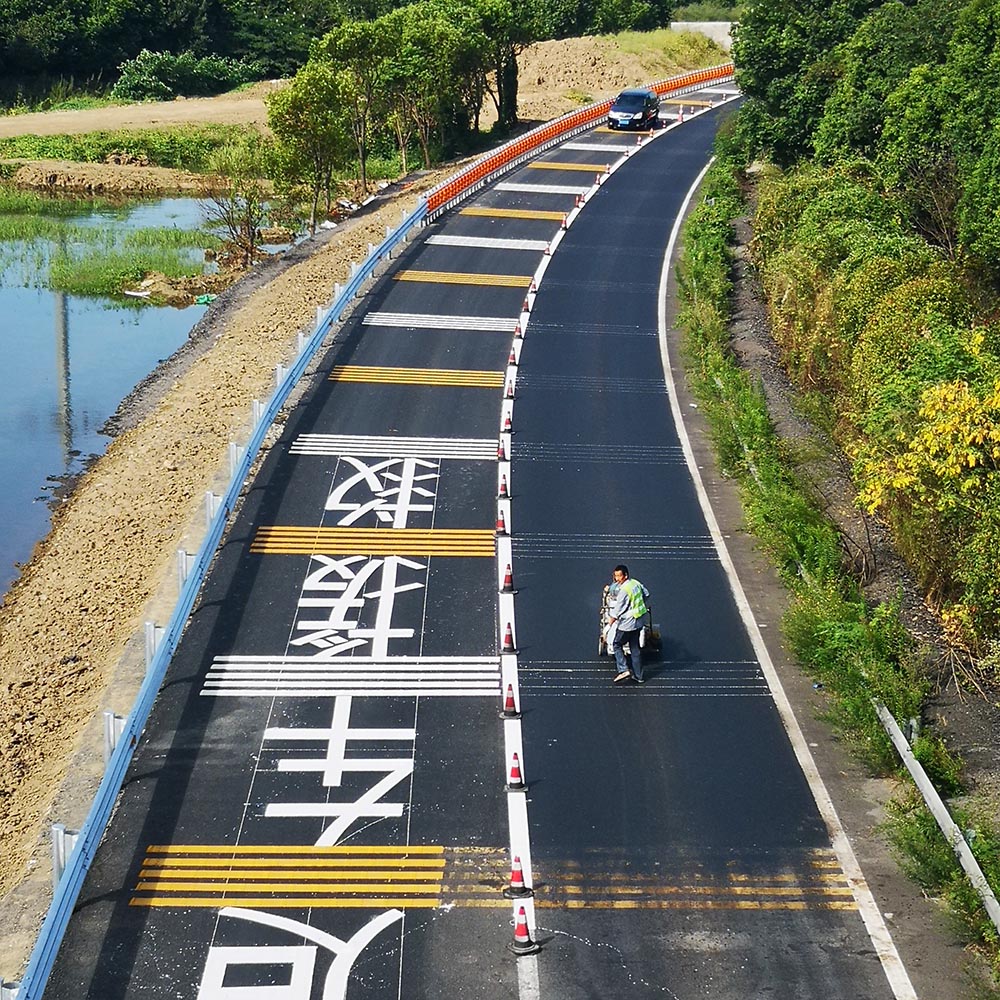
[595,125,652,134]
[461,206,566,221]
[250,526,496,556]
[329,365,504,387]
[528,161,609,172]
[661,97,714,106]
[394,270,531,287]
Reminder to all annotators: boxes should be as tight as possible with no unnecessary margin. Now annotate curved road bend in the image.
[511,115,909,999]
[41,97,911,999]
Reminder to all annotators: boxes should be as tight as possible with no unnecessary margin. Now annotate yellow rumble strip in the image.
[131,845,857,913]
[394,270,532,287]
[328,365,504,387]
[460,207,567,221]
[250,526,496,556]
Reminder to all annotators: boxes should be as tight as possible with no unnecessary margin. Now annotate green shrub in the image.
[111,50,263,103]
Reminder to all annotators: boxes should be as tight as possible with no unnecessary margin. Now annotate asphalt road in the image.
[42,97,910,1000]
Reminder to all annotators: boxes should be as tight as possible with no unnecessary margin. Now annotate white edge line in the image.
[657,161,919,1000]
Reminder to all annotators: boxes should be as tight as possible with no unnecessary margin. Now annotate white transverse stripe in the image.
[562,142,632,153]
[289,434,497,459]
[362,311,518,332]
[202,656,501,697]
[426,235,549,251]
[495,182,590,196]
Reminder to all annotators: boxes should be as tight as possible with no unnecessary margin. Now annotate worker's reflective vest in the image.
[622,578,648,621]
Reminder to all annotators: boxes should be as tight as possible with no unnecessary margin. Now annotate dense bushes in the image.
[110,50,262,102]
[748,161,1000,651]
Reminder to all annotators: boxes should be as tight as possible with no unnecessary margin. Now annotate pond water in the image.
[0,197,209,599]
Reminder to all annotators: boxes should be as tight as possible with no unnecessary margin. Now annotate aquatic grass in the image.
[49,247,202,296]
[0,186,125,217]
[0,124,266,172]
[122,226,222,250]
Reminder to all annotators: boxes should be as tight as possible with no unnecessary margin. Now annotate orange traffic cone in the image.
[498,476,509,499]
[508,905,540,955]
[508,347,518,366]
[507,750,525,789]
[505,380,515,400]
[499,682,521,719]
[497,438,506,461]
[496,509,508,535]
[503,855,533,898]
[514,322,522,339]
[502,623,516,653]
[502,412,512,433]
[501,563,515,592]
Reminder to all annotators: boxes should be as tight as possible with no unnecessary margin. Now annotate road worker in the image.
[607,564,650,684]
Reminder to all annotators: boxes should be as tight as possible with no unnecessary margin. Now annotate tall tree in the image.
[316,18,392,193]
[267,60,352,231]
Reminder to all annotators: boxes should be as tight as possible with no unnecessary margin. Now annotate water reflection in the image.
[0,197,207,599]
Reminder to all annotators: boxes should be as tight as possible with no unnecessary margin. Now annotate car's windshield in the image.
[613,94,645,110]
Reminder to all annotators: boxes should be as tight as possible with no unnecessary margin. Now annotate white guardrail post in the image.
[873,701,1000,935]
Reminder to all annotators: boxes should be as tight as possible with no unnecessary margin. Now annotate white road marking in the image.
[361,311,518,331]
[495,182,590,195]
[658,163,919,1000]
[289,435,497,460]
[562,141,633,152]
[202,655,501,697]
[426,234,550,251]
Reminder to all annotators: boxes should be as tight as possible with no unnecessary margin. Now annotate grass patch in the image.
[0,124,264,172]
[0,186,126,217]
[612,26,729,70]
[886,791,1000,976]
[122,227,222,250]
[49,246,201,296]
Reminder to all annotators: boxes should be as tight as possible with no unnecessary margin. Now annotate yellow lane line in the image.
[137,881,442,894]
[660,98,714,106]
[250,527,495,557]
[394,270,531,287]
[131,897,442,909]
[528,162,610,172]
[329,365,504,387]
[141,868,446,880]
[553,885,853,897]
[460,207,565,220]
[144,858,446,869]
[534,900,857,911]
[147,844,444,855]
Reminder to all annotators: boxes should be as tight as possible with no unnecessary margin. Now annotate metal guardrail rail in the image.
[11,62,736,998]
[873,701,1000,935]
